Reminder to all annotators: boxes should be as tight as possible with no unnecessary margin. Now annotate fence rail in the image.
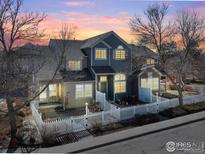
[31,92,205,136]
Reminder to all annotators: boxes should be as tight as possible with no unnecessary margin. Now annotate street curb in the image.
[38,110,205,153]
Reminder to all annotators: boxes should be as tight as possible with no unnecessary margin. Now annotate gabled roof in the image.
[130,44,158,59]
[134,65,165,77]
[81,31,113,49]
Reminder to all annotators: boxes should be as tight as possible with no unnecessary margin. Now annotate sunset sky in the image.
[24,0,205,43]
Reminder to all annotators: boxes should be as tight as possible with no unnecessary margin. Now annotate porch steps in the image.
[56,133,78,145]
[56,130,91,145]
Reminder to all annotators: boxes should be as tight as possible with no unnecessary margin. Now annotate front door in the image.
[99,82,107,94]
[98,76,108,98]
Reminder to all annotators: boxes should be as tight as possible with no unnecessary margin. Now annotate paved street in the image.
[86,120,205,154]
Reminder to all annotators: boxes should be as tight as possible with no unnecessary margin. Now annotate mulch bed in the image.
[159,101,205,118]
[89,114,161,136]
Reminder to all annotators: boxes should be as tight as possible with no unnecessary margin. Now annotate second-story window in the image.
[68,60,81,71]
[95,48,107,60]
[114,45,126,60]
[146,58,155,65]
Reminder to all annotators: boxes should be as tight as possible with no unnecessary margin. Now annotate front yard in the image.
[0,100,32,150]
[39,107,86,121]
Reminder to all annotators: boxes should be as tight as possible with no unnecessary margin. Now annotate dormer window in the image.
[146,58,155,65]
[68,60,81,71]
[95,48,107,60]
[114,45,126,60]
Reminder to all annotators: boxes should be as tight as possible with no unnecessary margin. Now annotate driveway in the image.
[86,120,205,154]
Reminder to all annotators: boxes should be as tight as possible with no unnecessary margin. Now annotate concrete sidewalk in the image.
[34,110,205,153]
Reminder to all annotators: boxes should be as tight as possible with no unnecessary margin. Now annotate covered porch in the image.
[38,81,63,106]
[92,66,116,101]
[138,66,167,103]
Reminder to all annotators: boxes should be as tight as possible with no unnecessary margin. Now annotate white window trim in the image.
[95,48,107,60]
[68,60,82,71]
[113,45,126,60]
[75,83,93,99]
[114,49,126,60]
[114,74,126,94]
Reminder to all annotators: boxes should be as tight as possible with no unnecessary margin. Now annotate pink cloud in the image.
[37,11,134,43]
[64,1,93,7]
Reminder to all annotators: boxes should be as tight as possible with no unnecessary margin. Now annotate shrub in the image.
[17,110,26,117]
[88,101,102,112]
[169,84,178,90]
[89,121,103,136]
[159,106,188,118]
[182,102,205,113]
[161,92,178,99]
[41,127,58,147]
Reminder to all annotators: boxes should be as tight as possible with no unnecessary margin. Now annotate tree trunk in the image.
[6,96,18,150]
[178,86,184,106]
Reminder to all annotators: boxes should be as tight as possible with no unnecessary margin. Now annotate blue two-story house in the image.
[36,31,165,109]
[37,31,132,109]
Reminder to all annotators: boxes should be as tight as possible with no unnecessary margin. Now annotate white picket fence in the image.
[96,91,114,111]
[31,92,205,136]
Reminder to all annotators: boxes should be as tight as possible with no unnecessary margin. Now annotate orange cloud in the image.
[38,11,134,44]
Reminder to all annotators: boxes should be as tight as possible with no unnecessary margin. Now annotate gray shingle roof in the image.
[60,68,94,82]
[81,31,113,49]
[92,66,116,74]
[49,39,86,58]
[130,44,158,59]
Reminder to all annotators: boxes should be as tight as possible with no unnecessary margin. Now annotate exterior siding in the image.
[63,81,95,109]
[82,48,91,66]
[104,34,131,73]
[103,34,132,101]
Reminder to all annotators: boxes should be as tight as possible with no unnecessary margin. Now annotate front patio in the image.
[39,106,86,121]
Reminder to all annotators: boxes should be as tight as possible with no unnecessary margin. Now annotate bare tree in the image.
[170,10,205,105]
[129,3,175,66]
[0,0,75,149]
[130,3,205,106]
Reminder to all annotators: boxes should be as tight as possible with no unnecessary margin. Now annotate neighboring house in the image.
[35,31,166,109]
[130,44,158,71]
[131,65,167,103]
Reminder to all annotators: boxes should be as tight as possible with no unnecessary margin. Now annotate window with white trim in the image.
[114,46,126,60]
[114,74,126,93]
[75,84,93,99]
[68,60,81,71]
[140,78,159,90]
[95,48,107,60]
[49,84,57,97]
[146,58,155,65]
